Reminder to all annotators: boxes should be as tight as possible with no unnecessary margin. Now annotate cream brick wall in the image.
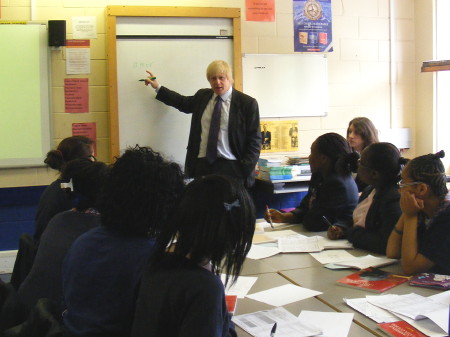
[0,0,420,187]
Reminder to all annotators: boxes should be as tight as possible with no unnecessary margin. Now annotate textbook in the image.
[377,321,428,337]
[409,273,450,290]
[336,268,408,293]
[225,295,238,315]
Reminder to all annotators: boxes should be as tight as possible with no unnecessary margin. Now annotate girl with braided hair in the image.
[387,150,450,275]
[266,133,359,231]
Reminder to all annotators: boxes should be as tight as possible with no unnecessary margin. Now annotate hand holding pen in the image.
[266,205,274,229]
[140,70,159,89]
[323,216,344,240]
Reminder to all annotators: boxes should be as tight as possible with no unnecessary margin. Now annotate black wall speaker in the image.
[48,20,66,47]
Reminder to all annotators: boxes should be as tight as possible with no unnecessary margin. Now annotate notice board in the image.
[243,53,328,118]
[0,23,50,168]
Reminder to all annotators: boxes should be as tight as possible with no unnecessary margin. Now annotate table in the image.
[239,222,444,337]
[234,273,377,337]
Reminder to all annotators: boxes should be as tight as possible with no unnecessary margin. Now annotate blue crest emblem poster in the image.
[293,0,333,52]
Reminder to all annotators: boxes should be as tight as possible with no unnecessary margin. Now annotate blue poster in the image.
[293,0,333,52]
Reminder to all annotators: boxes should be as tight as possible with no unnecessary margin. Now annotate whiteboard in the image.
[116,17,233,167]
[0,24,50,168]
[242,54,328,118]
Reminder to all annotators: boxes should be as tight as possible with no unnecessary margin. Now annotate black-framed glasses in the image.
[397,180,424,188]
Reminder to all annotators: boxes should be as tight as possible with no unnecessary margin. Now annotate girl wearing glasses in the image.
[327,143,406,254]
[386,151,450,275]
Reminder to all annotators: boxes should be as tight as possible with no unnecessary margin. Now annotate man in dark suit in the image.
[261,124,271,150]
[144,60,261,187]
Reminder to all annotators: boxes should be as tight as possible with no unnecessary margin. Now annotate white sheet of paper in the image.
[246,284,322,306]
[258,220,294,230]
[264,230,302,240]
[309,250,355,265]
[315,236,353,250]
[72,16,97,39]
[298,311,354,337]
[220,275,258,298]
[333,255,398,269]
[278,235,322,253]
[394,311,448,337]
[232,307,322,337]
[344,296,399,323]
[247,244,280,260]
[0,250,17,274]
[367,293,448,321]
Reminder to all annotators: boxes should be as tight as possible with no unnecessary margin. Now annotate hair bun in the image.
[435,150,445,159]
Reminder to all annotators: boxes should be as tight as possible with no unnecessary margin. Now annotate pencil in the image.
[266,205,274,229]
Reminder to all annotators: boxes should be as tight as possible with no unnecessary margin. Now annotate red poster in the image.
[246,0,275,22]
[64,78,89,113]
[72,122,97,156]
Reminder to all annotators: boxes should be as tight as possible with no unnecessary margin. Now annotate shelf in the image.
[421,60,450,72]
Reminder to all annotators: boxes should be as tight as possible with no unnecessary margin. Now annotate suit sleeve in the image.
[155,86,200,114]
[240,97,261,177]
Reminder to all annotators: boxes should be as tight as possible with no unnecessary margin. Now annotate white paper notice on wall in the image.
[242,54,328,118]
[73,16,97,39]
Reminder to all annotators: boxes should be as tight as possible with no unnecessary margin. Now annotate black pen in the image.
[270,322,277,336]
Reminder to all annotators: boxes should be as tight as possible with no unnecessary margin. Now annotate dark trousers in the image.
[194,158,245,186]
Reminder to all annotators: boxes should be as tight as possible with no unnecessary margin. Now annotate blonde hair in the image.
[206,60,234,83]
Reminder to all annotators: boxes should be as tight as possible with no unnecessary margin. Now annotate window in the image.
[435,0,450,171]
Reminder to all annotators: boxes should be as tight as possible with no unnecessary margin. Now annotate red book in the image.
[377,321,428,337]
[336,267,408,293]
[225,295,237,315]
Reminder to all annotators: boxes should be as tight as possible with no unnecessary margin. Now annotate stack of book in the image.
[286,156,311,176]
[258,165,295,181]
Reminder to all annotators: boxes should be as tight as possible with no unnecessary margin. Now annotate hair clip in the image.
[224,199,240,211]
[60,178,74,192]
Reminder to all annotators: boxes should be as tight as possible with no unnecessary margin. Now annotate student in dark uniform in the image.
[265,133,359,231]
[18,158,108,311]
[387,150,450,275]
[35,136,95,240]
[131,175,255,337]
[327,143,407,254]
[62,146,185,337]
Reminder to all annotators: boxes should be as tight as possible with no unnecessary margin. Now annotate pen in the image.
[266,205,274,229]
[392,275,412,279]
[322,215,333,227]
[270,322,277,337]
[139,77,156,81]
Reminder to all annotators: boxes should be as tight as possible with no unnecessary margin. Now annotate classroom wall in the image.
[0,0,424,188]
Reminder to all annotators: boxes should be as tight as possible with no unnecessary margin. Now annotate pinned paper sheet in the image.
[246,284,322,306]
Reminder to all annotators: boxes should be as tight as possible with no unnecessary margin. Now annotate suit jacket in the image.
[156,86,261,186]
[346,185,401,254]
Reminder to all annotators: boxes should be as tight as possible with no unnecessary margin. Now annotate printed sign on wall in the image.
[293,0,333,52]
